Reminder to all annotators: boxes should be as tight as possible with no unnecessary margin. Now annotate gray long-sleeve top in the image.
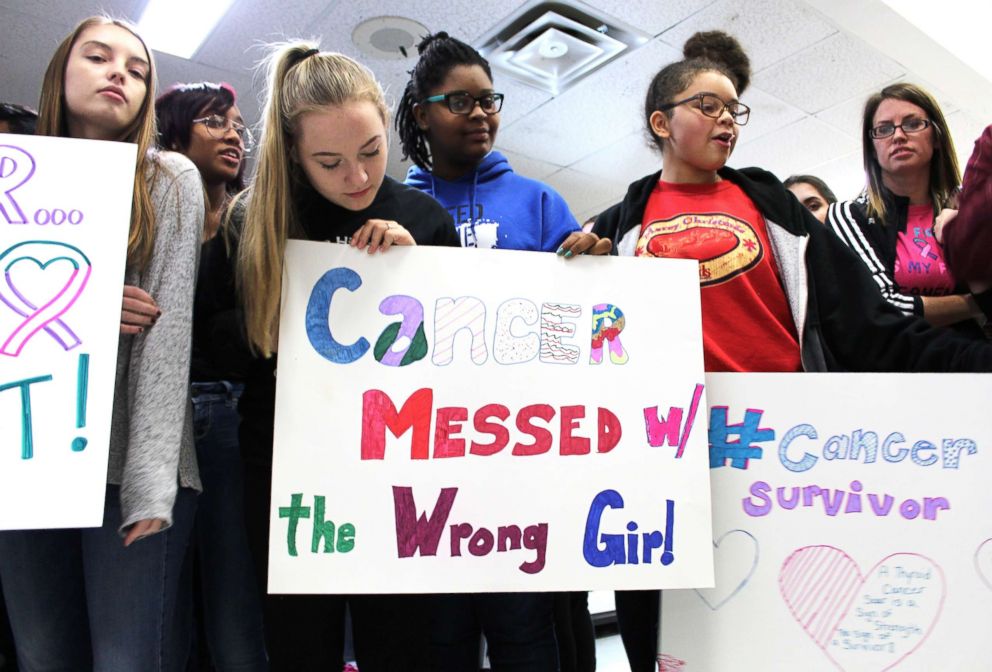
[108,150,204,533]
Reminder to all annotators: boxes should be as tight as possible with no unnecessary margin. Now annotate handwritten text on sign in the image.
[268,243,715,593]
[661,374,990,672]
[0,135,133,529]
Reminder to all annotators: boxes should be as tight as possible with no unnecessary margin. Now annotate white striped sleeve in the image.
[826,201,919,315]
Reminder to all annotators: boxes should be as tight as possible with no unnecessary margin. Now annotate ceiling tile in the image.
[568,130,659,185]
[816,76,962,150]
[752,32,905,114]
[0,7,75,109]
[814,90,871,139]
[498,148,563,181]
[0,0,141,22]
[542,168,627,219]
[795,150,864,204]
[591,0,718,36]
[154,51,258,120]
[659,0,837,71]
[194,0,332,69]
[738,86,806,143]
[947,109,988,169]
[498,78,554,120]
[498,37,682,165]
[728,115,859,181]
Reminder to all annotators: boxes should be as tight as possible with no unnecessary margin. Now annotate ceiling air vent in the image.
[474,0,650,96]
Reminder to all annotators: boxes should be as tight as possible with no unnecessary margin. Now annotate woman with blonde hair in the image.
[0,15,205,671]
[197,42,457,670]
[827,82,986,335]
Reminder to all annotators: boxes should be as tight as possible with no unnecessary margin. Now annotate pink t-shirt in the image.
[894,204,955,296]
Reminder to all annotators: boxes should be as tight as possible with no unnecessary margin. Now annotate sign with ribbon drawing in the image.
[0,134,134,529]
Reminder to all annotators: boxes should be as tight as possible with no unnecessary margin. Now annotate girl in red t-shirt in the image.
[592,29,992,672]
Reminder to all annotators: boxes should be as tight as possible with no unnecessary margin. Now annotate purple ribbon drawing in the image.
[0,240,91,356]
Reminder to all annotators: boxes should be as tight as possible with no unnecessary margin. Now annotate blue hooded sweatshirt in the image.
[405,150,579,252]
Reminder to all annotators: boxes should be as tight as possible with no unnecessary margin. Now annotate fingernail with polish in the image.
[564,250,573,258]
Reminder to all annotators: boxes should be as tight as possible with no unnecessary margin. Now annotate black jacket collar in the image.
[612,166,815,240]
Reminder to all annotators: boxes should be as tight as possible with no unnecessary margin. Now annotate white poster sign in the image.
[660,373,992,672]
[270,242,713,593]
[0,134,134,529]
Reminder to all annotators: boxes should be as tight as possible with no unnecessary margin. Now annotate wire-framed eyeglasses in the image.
[421,92,505,115]
[658,93,750,125]
[193,114,254,150]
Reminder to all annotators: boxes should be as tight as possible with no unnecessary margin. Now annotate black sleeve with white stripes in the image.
[825,200,921,316]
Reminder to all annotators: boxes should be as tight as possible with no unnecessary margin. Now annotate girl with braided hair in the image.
[396,31,608,671]
[397,31,608,257]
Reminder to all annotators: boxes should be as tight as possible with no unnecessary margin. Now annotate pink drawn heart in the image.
[779,545,944,671]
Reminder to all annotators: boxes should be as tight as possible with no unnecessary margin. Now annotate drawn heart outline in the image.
[693,528,759,610]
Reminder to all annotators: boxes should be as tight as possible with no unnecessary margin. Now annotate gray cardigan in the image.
[108,150,204,533]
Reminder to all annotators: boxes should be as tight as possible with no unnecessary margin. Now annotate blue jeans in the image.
[190,382,268,671]
[0,484,196,672]
[430,593,559,671]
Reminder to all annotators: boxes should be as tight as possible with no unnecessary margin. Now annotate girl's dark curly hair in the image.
[395,32,493,170]
[644,30,751,150]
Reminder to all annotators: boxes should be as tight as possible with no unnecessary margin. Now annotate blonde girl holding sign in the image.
[196,42,458,670]
[0,16,205,672]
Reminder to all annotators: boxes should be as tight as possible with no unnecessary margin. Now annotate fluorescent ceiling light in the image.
[137,0,236,59]
[881,0,992,83]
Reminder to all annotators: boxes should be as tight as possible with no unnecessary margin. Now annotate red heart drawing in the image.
[779,546,944,671]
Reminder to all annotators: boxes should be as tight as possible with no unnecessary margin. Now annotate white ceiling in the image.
[2,0,989,223]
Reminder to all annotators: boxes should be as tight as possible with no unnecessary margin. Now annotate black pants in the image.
[0,584,15,670]
[553,591,595,672]
[615,590,660,672]
[243,459,430,671]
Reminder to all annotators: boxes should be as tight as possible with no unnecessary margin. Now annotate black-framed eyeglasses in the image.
[193,114,254,150]
[422,92,504,115]
[870,118,931,139]
[658,93,750,125]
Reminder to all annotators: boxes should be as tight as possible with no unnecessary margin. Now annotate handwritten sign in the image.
[0,134,134,529]
[269,242,713,593]
[660,373,992,671]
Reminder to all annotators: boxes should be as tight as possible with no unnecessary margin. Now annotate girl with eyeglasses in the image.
[592,31,992,672]
[157,83,248,239]
[827,83,987,335]
[0,16,205,671]
[395,31,605,672]
[155,82,268,671]
[196,42,458,671]
[397,32,608,257]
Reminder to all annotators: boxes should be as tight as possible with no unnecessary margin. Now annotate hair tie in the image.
[302,47,320,60]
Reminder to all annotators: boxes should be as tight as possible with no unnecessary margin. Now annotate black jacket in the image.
[592,166,992,373]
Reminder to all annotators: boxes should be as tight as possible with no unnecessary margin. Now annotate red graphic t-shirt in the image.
[636,179,802,372]
[894,204,956,296]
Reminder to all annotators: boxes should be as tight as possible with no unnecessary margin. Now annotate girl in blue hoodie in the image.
[396,32,605,671]
[397,32,607,258]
